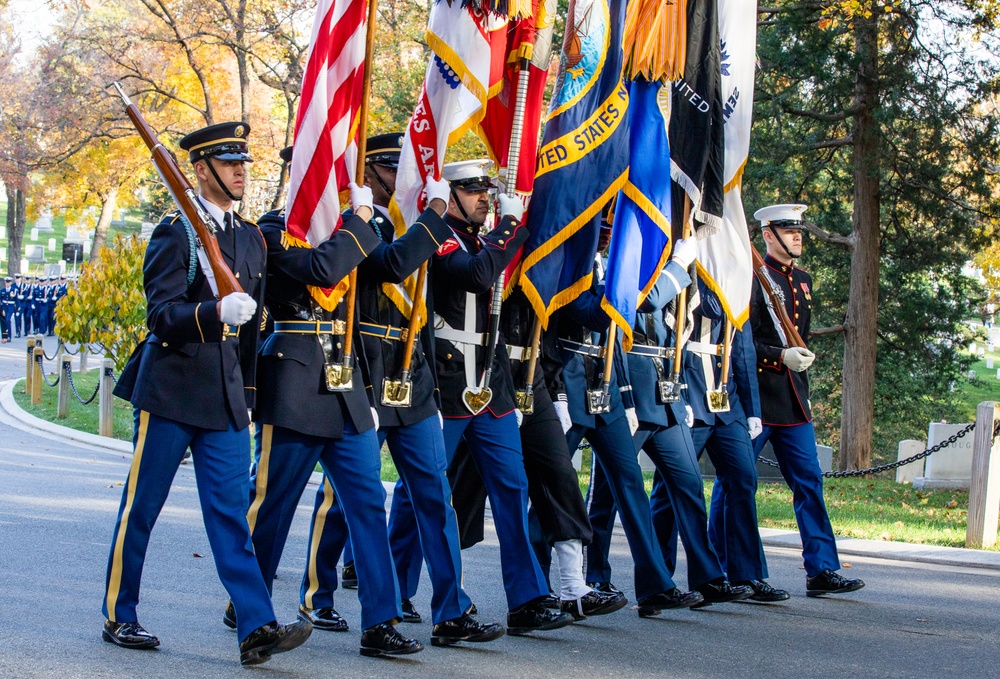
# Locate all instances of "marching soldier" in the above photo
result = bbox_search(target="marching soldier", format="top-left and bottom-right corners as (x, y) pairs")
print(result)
(0, 277), (12, 342)
(32, 276), (47, 335)
(649, 283), (789, 602)
(389, 159), (574, 635)
(12, 273), (24, 337)
(103, 122), (312, 666)
(747, 203), (863, 596)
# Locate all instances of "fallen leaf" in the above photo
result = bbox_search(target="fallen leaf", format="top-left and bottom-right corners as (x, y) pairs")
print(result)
(946, 500), (958, 509)
(193, 553), (203, 558)
(842, 563), (853, 568)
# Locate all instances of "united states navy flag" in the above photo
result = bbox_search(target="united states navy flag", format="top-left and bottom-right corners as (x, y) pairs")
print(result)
(518, 0), (629, 326)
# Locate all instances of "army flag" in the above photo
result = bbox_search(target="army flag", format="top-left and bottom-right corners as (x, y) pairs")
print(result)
(519, 0), (630, 325)
(601, 78), (673, 350)
(284, 0), (369, 309)
(696, 0), (757, 326)
(385, 2), (507, 321)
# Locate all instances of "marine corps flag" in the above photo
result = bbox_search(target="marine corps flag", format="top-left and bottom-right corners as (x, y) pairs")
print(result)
(519, 0), (630, 325)
(696, 0), (757, 326)
(284, 0), (370, 310)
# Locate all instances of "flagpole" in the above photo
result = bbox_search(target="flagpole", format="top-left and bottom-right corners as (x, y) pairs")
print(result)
(331, 0), (379, 391)
(381, 261), (426, 407)
(662, 197), (692, 402)
(586, 321), (616, 414)
(707, 317), (732, 412)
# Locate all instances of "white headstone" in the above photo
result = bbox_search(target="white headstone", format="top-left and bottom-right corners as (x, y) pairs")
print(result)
(0, 226), (6, 239)
(970, 343), (977, 353)
(988, 357), (995, 369)
(34, 210), (54, 232)
(996, 368), (1000, 380)
(0, 247), (5, 262)
(140, 222), (156, 241)
(988, 341), (996, 352)
(895, 440), (925, 484)
(30, 228), (38, 241)
(24, 244), (46, 262)
(83, 240), (92, 255)
(47, 238), (56, 252)
(19, 259), (28, 274)
(968, 370), (978, 382)
(978, 348), (986, 359)
(922, 422), (976, 483)
(816, 445), (834, 472)
(57, 260), (66, 274)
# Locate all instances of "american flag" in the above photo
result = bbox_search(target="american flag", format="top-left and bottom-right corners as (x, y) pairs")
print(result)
(284, 0), (369, 308)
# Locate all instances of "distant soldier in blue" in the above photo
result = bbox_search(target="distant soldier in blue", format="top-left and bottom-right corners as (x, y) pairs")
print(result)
(32, 276), (47, 335)
(13, 273), (26, 337)
(0, 277), (12, 342)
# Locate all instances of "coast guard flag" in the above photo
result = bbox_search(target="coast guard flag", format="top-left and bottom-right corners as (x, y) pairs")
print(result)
(519, 0), (630, 325)
(696, 0), (756, 326)
(385, 2), (507, 323)
(285, 0), (369, 309)
(602, 78), (672, 351)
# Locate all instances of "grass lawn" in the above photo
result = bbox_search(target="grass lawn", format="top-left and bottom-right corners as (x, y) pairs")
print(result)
(957, 339), (1000, 420)
(13, 373), (134, 442)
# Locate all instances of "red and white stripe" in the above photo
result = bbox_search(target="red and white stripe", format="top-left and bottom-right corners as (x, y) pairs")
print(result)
(286, 0), (368, 246)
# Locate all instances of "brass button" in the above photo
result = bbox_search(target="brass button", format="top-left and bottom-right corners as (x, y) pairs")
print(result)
(277, 352), (284, 358)
(795, 313), (800, 319)
(336, 342), (342, 349)
(235, 272), (240, 279)
(446, 353), (453, 360)
(161, 342), (168, 347)
(758, 368), (762, 373)
(257, 272), (262, 278)
(498, 239), (505, 245)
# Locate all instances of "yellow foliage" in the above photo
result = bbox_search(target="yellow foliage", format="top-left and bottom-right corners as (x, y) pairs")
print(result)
(55, 235), (148, 372)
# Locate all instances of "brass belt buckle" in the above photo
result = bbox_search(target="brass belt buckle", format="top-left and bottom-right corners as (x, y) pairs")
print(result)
(381, 377), (412, 407)
(514, 386), (534, 414)
(324, 361), (354, 392)
(658, 379), (686, 403)
(331, 319), (347, 335)
(586, 389), (611, 415)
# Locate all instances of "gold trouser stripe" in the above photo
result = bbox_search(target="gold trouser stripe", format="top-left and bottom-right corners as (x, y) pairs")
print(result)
(105, 410), (150, 622)
(304, 477), (336, 609)
(246, 424), (272, 533)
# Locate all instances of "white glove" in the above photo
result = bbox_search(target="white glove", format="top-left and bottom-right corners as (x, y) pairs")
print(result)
(625, 407), (639, 436)
(670, 237), (698, 270)
(684, 405), (694, 428)
(370, 406), (380, 431)
(515, 408), (524, 428)
(782, 346), (815, 372)
(218, 292), (257, 326)
(497, 193), (524, 221)
(747, 417), (762, 440)
(553, 399), (572, 434)
(425, 176), (451, 205)
(349, 182), (374, 213)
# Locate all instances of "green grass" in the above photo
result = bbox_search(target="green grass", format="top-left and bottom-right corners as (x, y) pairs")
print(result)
(957, 341), (1000, 419)
(13, 373), (134, 441)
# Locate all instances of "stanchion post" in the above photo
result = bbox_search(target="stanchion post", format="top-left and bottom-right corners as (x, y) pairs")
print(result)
(31, 346), (43, 405)
(80, 345), (89, 374)
(57, 356), (72, 419)
(98, 357), (114, 438)
(56, 339), (64, 367)
(25, 337), (36, 394)
(966, 401), (1000, 549)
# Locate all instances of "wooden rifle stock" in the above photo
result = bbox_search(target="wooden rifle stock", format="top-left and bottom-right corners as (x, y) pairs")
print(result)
(111, 82), (242, 298)
(750, 246), (805, 348)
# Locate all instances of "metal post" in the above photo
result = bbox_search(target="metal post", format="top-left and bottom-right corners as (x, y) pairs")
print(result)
(966, 401), (1000, 549)
(31, 346), (43, 405)
(79, 344), (89, 374)
(99, 358), (114, 438)
(57, 356), (72, 419)
(25, 337), (35, 394)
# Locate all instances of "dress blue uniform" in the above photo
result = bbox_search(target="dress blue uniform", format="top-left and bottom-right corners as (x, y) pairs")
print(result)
(32, 278), (47, 335)
(0, 280), (13, 340)
(13, 275), (27, 337)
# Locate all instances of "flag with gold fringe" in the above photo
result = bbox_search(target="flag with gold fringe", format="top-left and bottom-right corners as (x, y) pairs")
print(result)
(518, 0), (630, 326)
(696, 0), (756, 327)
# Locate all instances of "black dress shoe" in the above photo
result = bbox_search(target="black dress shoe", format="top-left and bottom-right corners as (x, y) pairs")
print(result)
(637, 588), (704, 617)
(561, 588), (628, 621)
(466, 602), (478, 616)
(431, 613), (505, 646)
(540, 593), (561, 609)
(806, 569), (865, 597)
(298, 605), (349, 631)
(360, 622), (423, 657)
(691, 579), (754, 608)
(739, 579), (791, 603)
(507, 601), (575, 635)
(400, 598), (421, 623)
(341, 561), (358, 589)
(587, 581), (624, 596)
(102, 620), (160, 649)
(223, 601), (237, 629)
(239, 619), (313, 666)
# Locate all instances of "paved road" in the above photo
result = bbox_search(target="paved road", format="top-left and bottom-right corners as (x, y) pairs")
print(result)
(1, 336), (999, 678)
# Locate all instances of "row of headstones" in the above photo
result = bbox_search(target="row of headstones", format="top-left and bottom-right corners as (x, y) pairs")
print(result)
(967, 342), (999, 381)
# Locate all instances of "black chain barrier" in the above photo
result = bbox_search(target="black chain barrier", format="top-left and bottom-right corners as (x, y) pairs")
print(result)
(65, 366), (101, 405)
(34, 354), (59, 388)
(40, 343), (60, 361)
(756, 421), (1000, 478)
(62, 342), (81, 356)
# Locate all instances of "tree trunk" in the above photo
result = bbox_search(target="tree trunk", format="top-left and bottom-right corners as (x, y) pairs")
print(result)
(839, 15), (880, 471)
(91, 187), (118, 259)
(237, 0), (251, 124)
(270, 91), (297, 211)
(6, 185), (26, 277)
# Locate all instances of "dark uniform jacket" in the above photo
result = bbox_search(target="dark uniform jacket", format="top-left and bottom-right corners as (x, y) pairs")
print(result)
(113, 209), (266, 431)
(431, 212), (528, 418)
(683, 284), (760, 427)
(749, 253), (813, 425)
(253, 209), (382, 439)
(357, 206), (453, 428)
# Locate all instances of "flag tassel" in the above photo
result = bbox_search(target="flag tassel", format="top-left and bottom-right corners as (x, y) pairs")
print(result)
(622, 0), (687, 82)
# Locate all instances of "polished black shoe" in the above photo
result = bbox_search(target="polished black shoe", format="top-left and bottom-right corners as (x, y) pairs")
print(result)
(431, 613), (505, 646)
(360, 622), (423, 657)
(587, 581), (624, 596)
(341, 561), (358, 589)
(691, 579), (754, 608)
(540, 593), (561, 609)
(400, 598), (422, 623)
(239, 619), (313, 666)
(739, 579), (791, 603)
(507, 601), (575, 635)
(637, 588), (704, 617)
(223, 601), (237, 629)
(561, 588), (628, 621)
(102, 620), (160, 649)
(806, 569), (865, 597)
(466, 602), (478, 616)
(298, 605), (349, 632)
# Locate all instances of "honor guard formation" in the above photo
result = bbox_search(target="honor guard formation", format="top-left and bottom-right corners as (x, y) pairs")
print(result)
(100, 122), (863, 666)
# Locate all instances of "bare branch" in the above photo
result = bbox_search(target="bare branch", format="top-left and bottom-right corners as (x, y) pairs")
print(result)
(811, 324), (846, 337)
(803, 220), (854, 247)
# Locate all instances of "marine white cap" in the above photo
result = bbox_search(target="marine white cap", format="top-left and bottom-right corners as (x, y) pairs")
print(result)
(754, 204), (807, 228)
(442, 159), (494, 191)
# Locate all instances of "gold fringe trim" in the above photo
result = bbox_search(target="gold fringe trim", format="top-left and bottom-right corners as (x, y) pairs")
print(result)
(278, 231), (349, 310)
(622, 0), (688, 82)
(695, 263), (750, 329)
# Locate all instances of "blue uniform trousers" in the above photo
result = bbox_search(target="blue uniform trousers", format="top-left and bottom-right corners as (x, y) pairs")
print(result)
(102, 410), (275, 642)
(652, 420), (768, 583)
(752, 422), (840, 576)
(392, 411), (548, 610)
(300, 475), (350, 609)
(248, 422), (400, 631)
(576, 416), (676, 599)
(15, 304), (25, 336)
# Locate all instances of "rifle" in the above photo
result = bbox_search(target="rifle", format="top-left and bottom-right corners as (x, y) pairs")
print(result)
(110, 83), (242, 298)
(750, 246), (806, 349)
